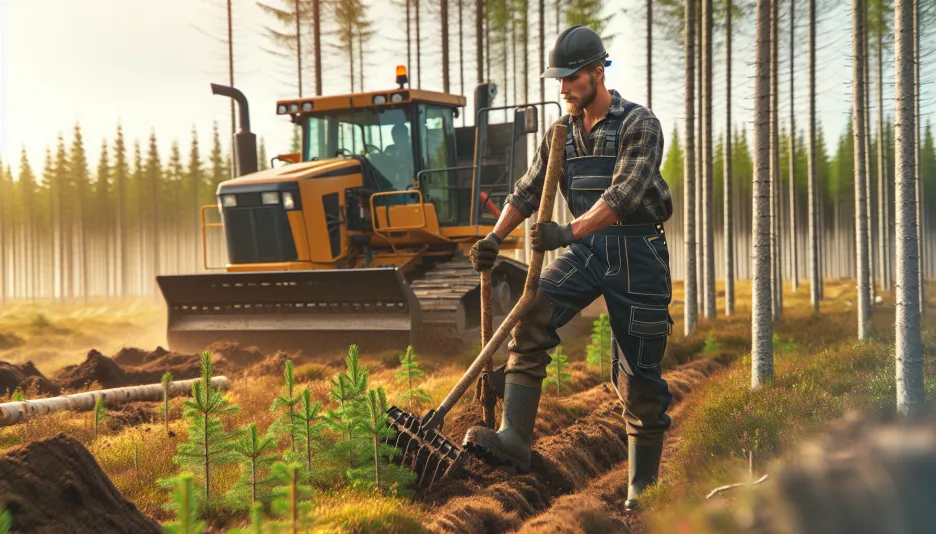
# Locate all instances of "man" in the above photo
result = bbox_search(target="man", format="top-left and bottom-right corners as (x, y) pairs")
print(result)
(464, 25), (674, 511)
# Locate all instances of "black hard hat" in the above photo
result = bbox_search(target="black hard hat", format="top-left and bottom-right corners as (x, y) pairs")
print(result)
(541, 25), (611, 78)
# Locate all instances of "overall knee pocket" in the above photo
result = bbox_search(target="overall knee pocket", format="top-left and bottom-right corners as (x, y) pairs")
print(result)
(628, 306), (673, 369)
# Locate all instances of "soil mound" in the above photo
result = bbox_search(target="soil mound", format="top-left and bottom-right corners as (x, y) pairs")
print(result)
(0, 332), (24, 350)
(0, 433), (161, 533)
(52, 350), (127, 390)
(425, 358), (724, 534)
(0, 361), (58, 396)
(515, 495), (633, 534)
(206, 341), (265, 369)
(106, 402), (159, 432)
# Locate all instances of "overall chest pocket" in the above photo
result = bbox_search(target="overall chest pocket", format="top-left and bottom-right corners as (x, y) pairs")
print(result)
(570, 175), (611, 217)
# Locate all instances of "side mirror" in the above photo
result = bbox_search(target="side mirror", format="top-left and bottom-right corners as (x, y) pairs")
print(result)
(523, 106), (539, 134)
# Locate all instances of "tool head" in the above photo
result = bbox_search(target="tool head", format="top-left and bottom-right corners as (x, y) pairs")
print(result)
(385, 405), (466, 488)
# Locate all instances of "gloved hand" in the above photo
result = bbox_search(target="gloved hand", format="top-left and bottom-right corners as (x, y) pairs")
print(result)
(470, 232), (501, 271)
(531, 221), (575, 252)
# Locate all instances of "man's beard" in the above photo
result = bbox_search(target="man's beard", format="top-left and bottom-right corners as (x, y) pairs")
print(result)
(565, 74), (597, 117)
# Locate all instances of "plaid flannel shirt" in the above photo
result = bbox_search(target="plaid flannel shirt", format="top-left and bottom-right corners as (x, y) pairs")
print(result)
(504, 89), (673, 225)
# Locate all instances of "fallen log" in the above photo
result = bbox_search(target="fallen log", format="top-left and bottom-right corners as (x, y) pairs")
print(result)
(0, 376), (229, 426)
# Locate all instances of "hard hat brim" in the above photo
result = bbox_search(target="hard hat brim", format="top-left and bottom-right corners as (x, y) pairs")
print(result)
(540, 59), (611, 79)
(540, 66), (583, 78)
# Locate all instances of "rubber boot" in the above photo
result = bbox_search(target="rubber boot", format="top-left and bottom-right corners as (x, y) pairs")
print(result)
(462, 380), (542, 472)
(624, 440), (663, 510)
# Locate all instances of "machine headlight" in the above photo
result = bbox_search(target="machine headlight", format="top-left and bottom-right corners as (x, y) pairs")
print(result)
(282, 191), (296, 210)
(301, 102), (313, 112)
(390, 93), (404, 103)
(221, 194), (237, 207)
(373, 95), (387, 104)
(262, 192), (280, 205)
(289, 103), (300, 113)
(277, 104), (288, 114)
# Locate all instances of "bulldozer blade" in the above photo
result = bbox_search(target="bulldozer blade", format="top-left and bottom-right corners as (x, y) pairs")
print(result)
(156, 269), (421, 354)
(386, 405), (466, 488)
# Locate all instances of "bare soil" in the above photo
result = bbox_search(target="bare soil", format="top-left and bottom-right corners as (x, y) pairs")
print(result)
(422, 358), (723, 534)
(0, 433), (161, 533)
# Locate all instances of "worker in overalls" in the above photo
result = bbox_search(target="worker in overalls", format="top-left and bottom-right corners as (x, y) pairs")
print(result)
(465, 25), (674, 510)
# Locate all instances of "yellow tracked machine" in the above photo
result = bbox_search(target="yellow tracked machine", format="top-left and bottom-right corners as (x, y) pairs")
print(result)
(157, 67), (560, 354)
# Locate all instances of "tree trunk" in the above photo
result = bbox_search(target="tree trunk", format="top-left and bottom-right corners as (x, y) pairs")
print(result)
(703, 0), (715, 319)
(296, 0), (302, 97)
(864, 2), (875, 306)
(893, 0), (924, 417)
(416, 0), (422, 88)
(0, 376), (230, 426)
(770, 0), (782, 320)
(476, 0), (483, 83)
(227, 0), (235, 145)
(539, 0), (545, 130)
(789, 0), (798, 293)
(314, 0), (322, 95)
(442, 0), (450, 93)
(725, 0), (734, 316)
(877, 10), (889, 293)
(647, 0), (652, 108)
(853, 0), (871, 340)
(753, 0), (774, 389)
(684, 0), (698, 337)
(459, 0), (465, 125)
(914, 0), (924, 315)
(696, 16), (703, 315)
(808, 0), (819, 310)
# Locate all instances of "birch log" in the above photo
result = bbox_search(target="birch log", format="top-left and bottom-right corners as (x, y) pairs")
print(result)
(0, 376), (230, 426)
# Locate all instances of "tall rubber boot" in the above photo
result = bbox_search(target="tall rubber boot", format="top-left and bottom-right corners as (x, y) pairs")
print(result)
(624, 440), (663, 510)
(462, 380), (542, 472)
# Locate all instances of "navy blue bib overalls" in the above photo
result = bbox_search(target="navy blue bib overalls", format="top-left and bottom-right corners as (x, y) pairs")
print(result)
(504, 114), (675, 446)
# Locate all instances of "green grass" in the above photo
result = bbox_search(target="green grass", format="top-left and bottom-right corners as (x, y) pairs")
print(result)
(644, 328), (936, 533)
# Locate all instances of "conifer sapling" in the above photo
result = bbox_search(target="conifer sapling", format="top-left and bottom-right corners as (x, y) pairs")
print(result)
(162, 371), (173, 436)
(395, 346), (431, 411)
(271, 360), (300, 454)
(161, 472), (206, 534)
(227, 422), (279, 508)
(544, 346), (572, 397)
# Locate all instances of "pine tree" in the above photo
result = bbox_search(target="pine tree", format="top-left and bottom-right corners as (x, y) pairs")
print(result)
(544, 346), (571, 396)
(585, 314), (611, 379)
(70, 124), (90, 301)
(144, 132), (162, 291)
(292, 387), (328, 485)
(186, 126), (203, 273)
(563, 0), (615, 45)
(225, 422), (280, 509)
(113, 125), (129, 296)
(394, 346), (431, 411)
(268, 462), (315, 531)
(160, 472), (206, 534)
(169, 350), (242, 510)
(167, 141), (184, 274)
(350, 386), (416, 497)
(258, 139), (269, 170)
(95, 140), (110, 298)
(270, 360), (301, 454)
(324, 345), (371, 482)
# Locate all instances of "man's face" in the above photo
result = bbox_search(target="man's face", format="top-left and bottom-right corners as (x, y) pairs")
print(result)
(560, 67), (599, 117)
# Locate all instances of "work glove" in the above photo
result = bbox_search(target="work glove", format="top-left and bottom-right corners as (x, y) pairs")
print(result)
(531, 221), (575, 252)
(470, 232), (501, 271)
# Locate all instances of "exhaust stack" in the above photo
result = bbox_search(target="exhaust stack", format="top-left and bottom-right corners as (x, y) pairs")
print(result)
(210, 83), (258, 177)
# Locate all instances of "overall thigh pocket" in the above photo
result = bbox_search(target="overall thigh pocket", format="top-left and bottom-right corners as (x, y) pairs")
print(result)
(628, 305), (673, 369)
(625, 235), (671, 298)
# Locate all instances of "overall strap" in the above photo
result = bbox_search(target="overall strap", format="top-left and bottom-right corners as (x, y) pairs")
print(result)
(601, 115), (621, 156)
(564, 115), (577, 160)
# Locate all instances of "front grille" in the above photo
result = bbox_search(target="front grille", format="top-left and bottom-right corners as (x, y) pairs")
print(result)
(223, 205), (298, 263)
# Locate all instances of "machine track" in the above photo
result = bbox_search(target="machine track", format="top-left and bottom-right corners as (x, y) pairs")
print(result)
(409, 256), (527, 351)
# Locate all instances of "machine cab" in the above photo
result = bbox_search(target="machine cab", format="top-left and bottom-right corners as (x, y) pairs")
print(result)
(273, 67), (534, 229)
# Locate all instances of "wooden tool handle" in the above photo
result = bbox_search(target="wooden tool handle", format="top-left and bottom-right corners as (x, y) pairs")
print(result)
(424, 123), (567, 429)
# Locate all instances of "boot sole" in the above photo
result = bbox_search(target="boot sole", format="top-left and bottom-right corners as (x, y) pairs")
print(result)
(463, 428), (532, 473)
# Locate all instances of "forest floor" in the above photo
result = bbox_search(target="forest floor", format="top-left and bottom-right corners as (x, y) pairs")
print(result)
(0, 279), (935, 533)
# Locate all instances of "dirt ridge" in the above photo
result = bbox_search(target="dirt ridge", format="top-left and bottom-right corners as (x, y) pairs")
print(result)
(424, 359), (723, 534)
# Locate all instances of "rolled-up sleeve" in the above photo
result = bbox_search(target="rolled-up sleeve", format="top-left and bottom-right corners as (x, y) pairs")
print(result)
(601, 117), (667, 222)
(504, 123), (554, 217)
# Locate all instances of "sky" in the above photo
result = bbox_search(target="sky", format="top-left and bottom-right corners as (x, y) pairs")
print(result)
(0, 0), (922, 180)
